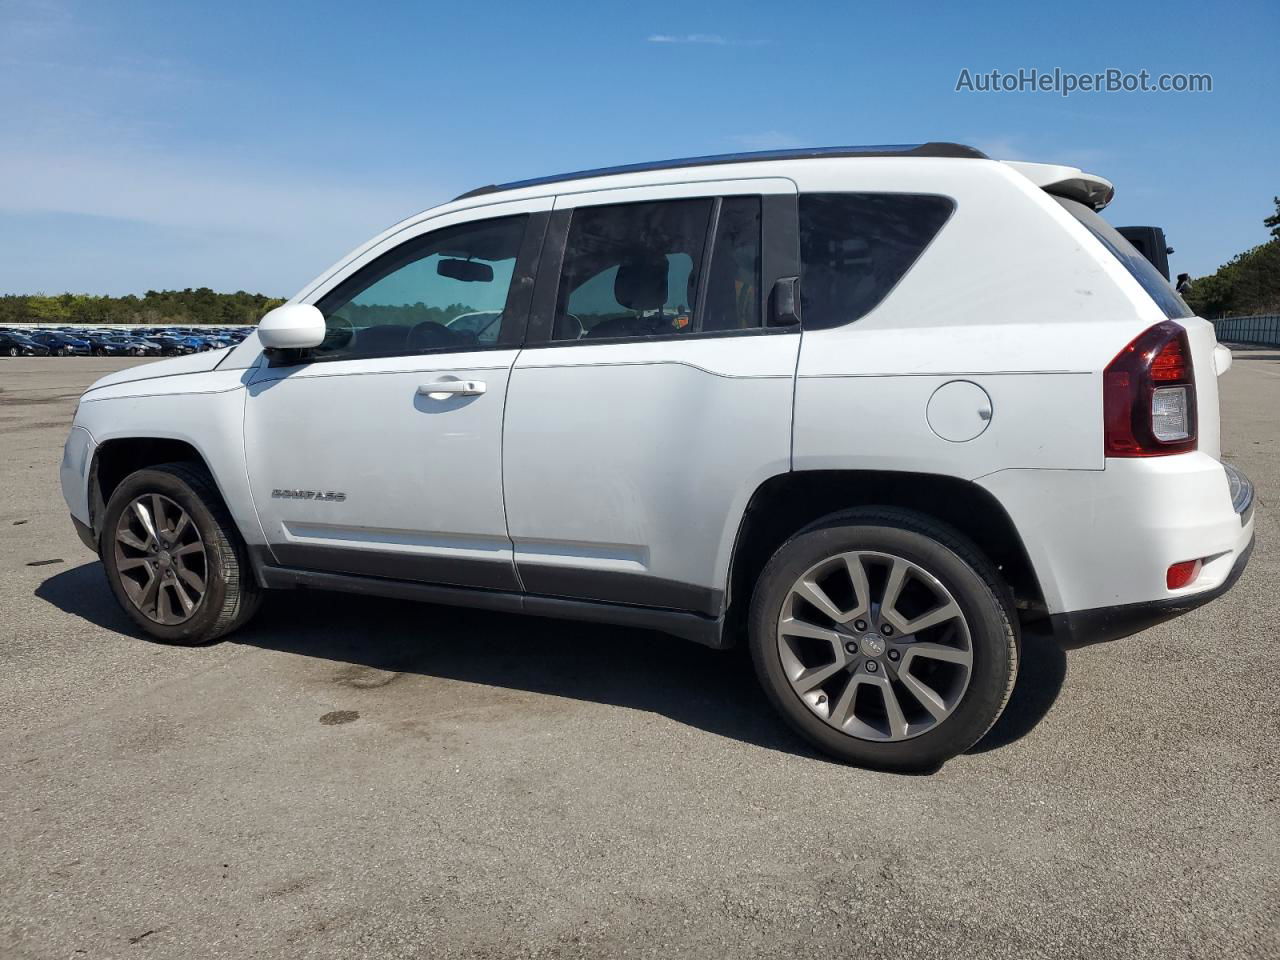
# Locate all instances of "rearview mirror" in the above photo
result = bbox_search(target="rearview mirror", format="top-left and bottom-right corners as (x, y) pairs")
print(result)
(258, 303), (326, 350)
(437, 258), (493, 283)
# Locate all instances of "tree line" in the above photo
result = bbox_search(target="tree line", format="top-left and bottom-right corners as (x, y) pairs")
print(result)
(0, 289), (285, 327)
(1181, 198), (1280, 318)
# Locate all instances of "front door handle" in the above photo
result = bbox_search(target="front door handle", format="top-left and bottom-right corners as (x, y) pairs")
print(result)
(418, 380), (486, 399)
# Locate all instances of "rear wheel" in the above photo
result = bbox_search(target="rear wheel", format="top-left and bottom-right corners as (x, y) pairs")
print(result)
(100, 463), (262, 644)
(749, 508), (1018, 771)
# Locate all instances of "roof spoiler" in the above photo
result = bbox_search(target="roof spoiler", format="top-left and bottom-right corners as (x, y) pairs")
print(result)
(1003, 161), (1115, 211)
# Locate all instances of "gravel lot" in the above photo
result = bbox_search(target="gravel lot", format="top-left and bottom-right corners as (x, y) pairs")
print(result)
(2, 353), (1277, 960)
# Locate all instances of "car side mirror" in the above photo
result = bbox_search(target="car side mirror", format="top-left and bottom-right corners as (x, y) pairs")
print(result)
(258, 304), (326, 350)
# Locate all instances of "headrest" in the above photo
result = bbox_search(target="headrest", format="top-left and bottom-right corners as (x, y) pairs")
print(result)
(614, 253), (669, 312)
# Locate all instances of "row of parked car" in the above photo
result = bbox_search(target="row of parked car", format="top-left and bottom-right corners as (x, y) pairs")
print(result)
(0, 325), (252, 358)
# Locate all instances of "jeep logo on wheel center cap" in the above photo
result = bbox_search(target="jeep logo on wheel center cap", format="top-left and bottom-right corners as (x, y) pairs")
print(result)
(860, 634), (886, 657)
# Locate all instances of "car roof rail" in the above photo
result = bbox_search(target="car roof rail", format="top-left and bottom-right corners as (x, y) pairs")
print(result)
(453, 142), (988, 201)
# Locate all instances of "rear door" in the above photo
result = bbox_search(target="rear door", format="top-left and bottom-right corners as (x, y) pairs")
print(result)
(502, 178), (800, 615)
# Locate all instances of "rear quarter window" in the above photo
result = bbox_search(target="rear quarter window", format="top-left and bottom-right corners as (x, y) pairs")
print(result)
(1055, 197), (1193, 320)
(799, 193), (954, 330)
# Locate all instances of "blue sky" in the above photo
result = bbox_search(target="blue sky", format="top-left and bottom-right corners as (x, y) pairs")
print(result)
(1, 0), (1275, 296)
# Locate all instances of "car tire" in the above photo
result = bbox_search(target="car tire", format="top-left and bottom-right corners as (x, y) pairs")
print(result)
(100, 462), (263, 645)
(6, 346), (16, 357)
(55, 347), (66, 357)
(748, 507), (1018, 772)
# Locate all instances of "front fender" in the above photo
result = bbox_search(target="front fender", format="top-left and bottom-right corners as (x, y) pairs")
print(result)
(74, 373), (268, 550)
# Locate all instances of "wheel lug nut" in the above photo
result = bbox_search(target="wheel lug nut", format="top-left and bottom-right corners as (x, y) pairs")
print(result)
(844, 641), (858, 654)
(881, 624), (893, 636)
(865, 660), (878, 673)
(888, 649), (900, 662)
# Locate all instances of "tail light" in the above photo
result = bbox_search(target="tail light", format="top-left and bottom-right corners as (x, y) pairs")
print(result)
(1103, 321), (1197, 457)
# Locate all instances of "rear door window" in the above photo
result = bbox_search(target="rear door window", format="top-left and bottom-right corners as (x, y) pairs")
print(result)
(549, 195), (765, 342)
(553, 198), (711, 341)
(701, 196), (763, 331)
(1055, 197), (1193, 320)
(799, 193), (954, 329)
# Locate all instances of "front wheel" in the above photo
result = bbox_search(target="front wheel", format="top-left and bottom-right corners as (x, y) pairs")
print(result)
(100, 462), (262, 644)
(749, 508), (1018, 771)
(7, 346), (16, 357)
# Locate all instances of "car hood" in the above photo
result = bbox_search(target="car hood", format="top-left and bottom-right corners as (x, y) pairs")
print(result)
(83, 348), (231, 394)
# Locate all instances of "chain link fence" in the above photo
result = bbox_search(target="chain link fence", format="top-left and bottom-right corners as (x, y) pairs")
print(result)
(1211, 314), (1280, 347)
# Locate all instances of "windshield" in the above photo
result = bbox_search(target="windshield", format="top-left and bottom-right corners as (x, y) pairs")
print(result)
(1055, 197), (1193, 320)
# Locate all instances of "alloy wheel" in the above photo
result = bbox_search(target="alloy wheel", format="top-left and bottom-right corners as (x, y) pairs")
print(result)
(113, 493), (209, 625)
(776, 550), (973, 741)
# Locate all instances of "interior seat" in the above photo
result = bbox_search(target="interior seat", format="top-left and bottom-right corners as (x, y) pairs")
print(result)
(584, 252), (670, 339)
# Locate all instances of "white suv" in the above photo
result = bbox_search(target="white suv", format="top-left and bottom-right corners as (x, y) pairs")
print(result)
(60, 143), (1255, 770)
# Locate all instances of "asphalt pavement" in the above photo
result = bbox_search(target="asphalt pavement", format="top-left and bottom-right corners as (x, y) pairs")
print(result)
(1, 352), (1276, 959)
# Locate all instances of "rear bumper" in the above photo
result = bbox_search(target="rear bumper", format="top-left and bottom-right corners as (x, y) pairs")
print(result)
(1045, 534), (1253, 648)
(980, 453), (1255, 628)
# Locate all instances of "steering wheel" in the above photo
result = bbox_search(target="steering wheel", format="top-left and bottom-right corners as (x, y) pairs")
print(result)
(562, 313), (586, 339)
(407, 320), (464, 350)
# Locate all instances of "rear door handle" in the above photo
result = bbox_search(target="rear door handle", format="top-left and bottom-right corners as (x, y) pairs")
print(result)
(417, 380), (486, 398)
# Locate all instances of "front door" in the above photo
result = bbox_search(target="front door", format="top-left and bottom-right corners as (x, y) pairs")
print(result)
(244, 201), (548, 591)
